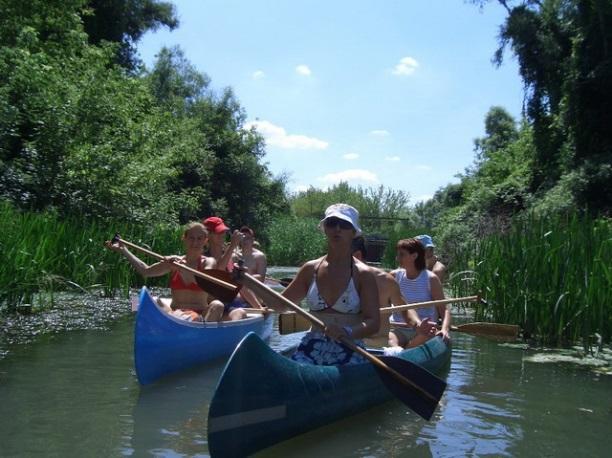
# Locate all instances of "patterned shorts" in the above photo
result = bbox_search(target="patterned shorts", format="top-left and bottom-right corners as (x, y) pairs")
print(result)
(291, 331), (367, 366)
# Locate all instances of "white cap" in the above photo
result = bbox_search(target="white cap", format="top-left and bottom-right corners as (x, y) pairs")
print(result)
(318, 203), (362, 236)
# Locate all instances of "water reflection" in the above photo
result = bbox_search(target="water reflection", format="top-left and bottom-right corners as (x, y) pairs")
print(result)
(1, 293), (611, 458)
(127, 364), (222, 457)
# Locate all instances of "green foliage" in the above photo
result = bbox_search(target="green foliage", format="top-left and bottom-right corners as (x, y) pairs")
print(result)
(0, 201), (182, 310)
(264, 216), (327, 266)
(449, 211), (612, 347)
(82, 0), (178, 69)
(0, 3), (288, 230)
(291, 182), (413, 234)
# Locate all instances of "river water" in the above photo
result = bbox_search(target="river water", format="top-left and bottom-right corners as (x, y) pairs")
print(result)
(1, 297), (610, 456)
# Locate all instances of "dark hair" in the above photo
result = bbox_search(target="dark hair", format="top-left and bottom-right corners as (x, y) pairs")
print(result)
(239, 226), (254, 237)
(397, 238), (426, 271)
(351, 236), (367, 259)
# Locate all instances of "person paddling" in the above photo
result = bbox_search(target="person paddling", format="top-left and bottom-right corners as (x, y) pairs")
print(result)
(267, 203), (380, 365)
(388, 238), (452, 349)
(105, 222), (245, 322)
(351, 236), (436, 348)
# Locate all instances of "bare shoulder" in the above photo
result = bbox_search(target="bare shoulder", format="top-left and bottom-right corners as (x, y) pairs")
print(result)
(427, 269), (442, 286)
(253, 249), (267, 260)
(355, 262), (377, 283)
(433, 261), (446, 275)
(296, 258), (321, 276)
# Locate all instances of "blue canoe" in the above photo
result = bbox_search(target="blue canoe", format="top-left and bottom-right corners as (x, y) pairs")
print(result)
(134, 287), (273, 385)
(207, 332), (451, 457)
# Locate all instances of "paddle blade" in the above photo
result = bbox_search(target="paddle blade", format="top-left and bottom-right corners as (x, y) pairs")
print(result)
(194, 269), (241, 303)
(375, 356), (447, 421)
(455, 322), (520, 339)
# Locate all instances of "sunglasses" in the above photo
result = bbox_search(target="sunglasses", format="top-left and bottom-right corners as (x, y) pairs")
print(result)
(324, 217), (354, 230)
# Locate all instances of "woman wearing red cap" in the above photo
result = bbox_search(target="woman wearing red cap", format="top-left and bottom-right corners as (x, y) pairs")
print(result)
(202, 216), (264, 311)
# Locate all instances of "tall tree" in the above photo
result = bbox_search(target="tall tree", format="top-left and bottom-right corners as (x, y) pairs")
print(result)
(82, 0), (178, 69)
(471, 0), (612, 212)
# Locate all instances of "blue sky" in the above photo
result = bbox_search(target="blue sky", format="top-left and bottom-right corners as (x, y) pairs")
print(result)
(138, 0), (524, 204)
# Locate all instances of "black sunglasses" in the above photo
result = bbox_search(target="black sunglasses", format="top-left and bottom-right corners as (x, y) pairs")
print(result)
(324, 217), (354, 230)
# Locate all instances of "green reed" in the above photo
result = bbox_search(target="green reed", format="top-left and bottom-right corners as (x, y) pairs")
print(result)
(0, 202), (183, 311)
(265, 216), (327, 266)
(448, 212), (612, 348)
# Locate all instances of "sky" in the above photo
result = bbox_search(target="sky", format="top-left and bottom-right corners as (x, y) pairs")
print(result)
(138, 0), (524, 204)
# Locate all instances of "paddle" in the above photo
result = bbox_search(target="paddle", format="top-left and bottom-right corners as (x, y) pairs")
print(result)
(108, 234), (241, 303)
(234, 270), (447, 421)
(280, 296), (477, 335)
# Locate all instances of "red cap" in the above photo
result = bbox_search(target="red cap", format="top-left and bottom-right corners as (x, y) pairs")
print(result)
(203, 216), (229, 234)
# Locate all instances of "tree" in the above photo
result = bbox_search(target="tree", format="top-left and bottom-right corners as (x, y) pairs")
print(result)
(82, 0), (178, 70)
(474, 106), (519, 162)
(470, 0), (612, 213)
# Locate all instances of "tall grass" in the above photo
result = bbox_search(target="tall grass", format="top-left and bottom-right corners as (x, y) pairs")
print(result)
(265, 216), (327, 266)
(0, 202), (182, 311)
(448, 212), (612, 347)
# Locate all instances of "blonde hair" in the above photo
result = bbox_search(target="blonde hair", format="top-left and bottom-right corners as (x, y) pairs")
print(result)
(182, 221), (208, 238)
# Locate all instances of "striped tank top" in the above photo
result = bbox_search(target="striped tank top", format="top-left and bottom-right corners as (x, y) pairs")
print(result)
(391, 269), (438, 324)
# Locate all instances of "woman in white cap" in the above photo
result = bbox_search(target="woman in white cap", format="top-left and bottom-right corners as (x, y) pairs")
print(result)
(279, 203), (380, 365)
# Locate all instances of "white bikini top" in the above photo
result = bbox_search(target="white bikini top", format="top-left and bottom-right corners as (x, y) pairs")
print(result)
(306, 258), (361, 314)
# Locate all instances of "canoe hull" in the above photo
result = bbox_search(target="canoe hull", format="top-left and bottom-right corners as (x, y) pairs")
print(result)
(134, 287), (273, 385)
(208, 332), (451, 457)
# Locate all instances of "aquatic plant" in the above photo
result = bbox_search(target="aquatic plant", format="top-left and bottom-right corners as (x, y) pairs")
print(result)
(448, 212), (611, 348)
(0, 202), (181, 311)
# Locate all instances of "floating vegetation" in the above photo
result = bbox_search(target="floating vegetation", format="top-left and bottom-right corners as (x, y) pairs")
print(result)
(523, 347), (612, 375)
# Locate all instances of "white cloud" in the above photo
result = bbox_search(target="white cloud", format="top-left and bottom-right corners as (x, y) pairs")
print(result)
(295, 64), (312, 76)
(293, 184), (310, 193)
(252, 70), (265, 80)
(245, 120), (328, 150)
(412, 194), (433, 204)
(318, 169), (379, 185)
(415, 164), (432, 171)
(343, 153), (360, 160)
(385, 156), (401, 162)
(392, 56), (419, 76)
(370, 129), (390, 137)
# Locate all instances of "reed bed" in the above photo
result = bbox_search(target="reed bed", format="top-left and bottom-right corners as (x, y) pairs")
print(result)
(265, 216), (327, 266)
(448, 212), (612, 348)
(0, 202), (181, 311)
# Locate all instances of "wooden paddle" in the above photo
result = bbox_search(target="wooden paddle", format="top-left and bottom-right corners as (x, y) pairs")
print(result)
(280, 296), (519, 339)
(108, 234), (241, 303)
(234, 270), (447, 421)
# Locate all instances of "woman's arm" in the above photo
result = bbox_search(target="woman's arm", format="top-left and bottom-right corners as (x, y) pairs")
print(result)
(219, 231), (242, 271)
(430, 274), (451, 340)
(252, 252), (267, 281)
(106, 242), (172, 278)
(280, 260), (316, 310)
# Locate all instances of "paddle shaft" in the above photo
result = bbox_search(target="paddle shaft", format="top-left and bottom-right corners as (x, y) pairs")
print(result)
(379, 296), (480, 314)
(113, 236), (237, 291)
(239, 272), (438, 403)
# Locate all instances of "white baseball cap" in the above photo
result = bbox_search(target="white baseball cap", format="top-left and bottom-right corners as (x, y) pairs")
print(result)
(318, 203), (362, 236)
